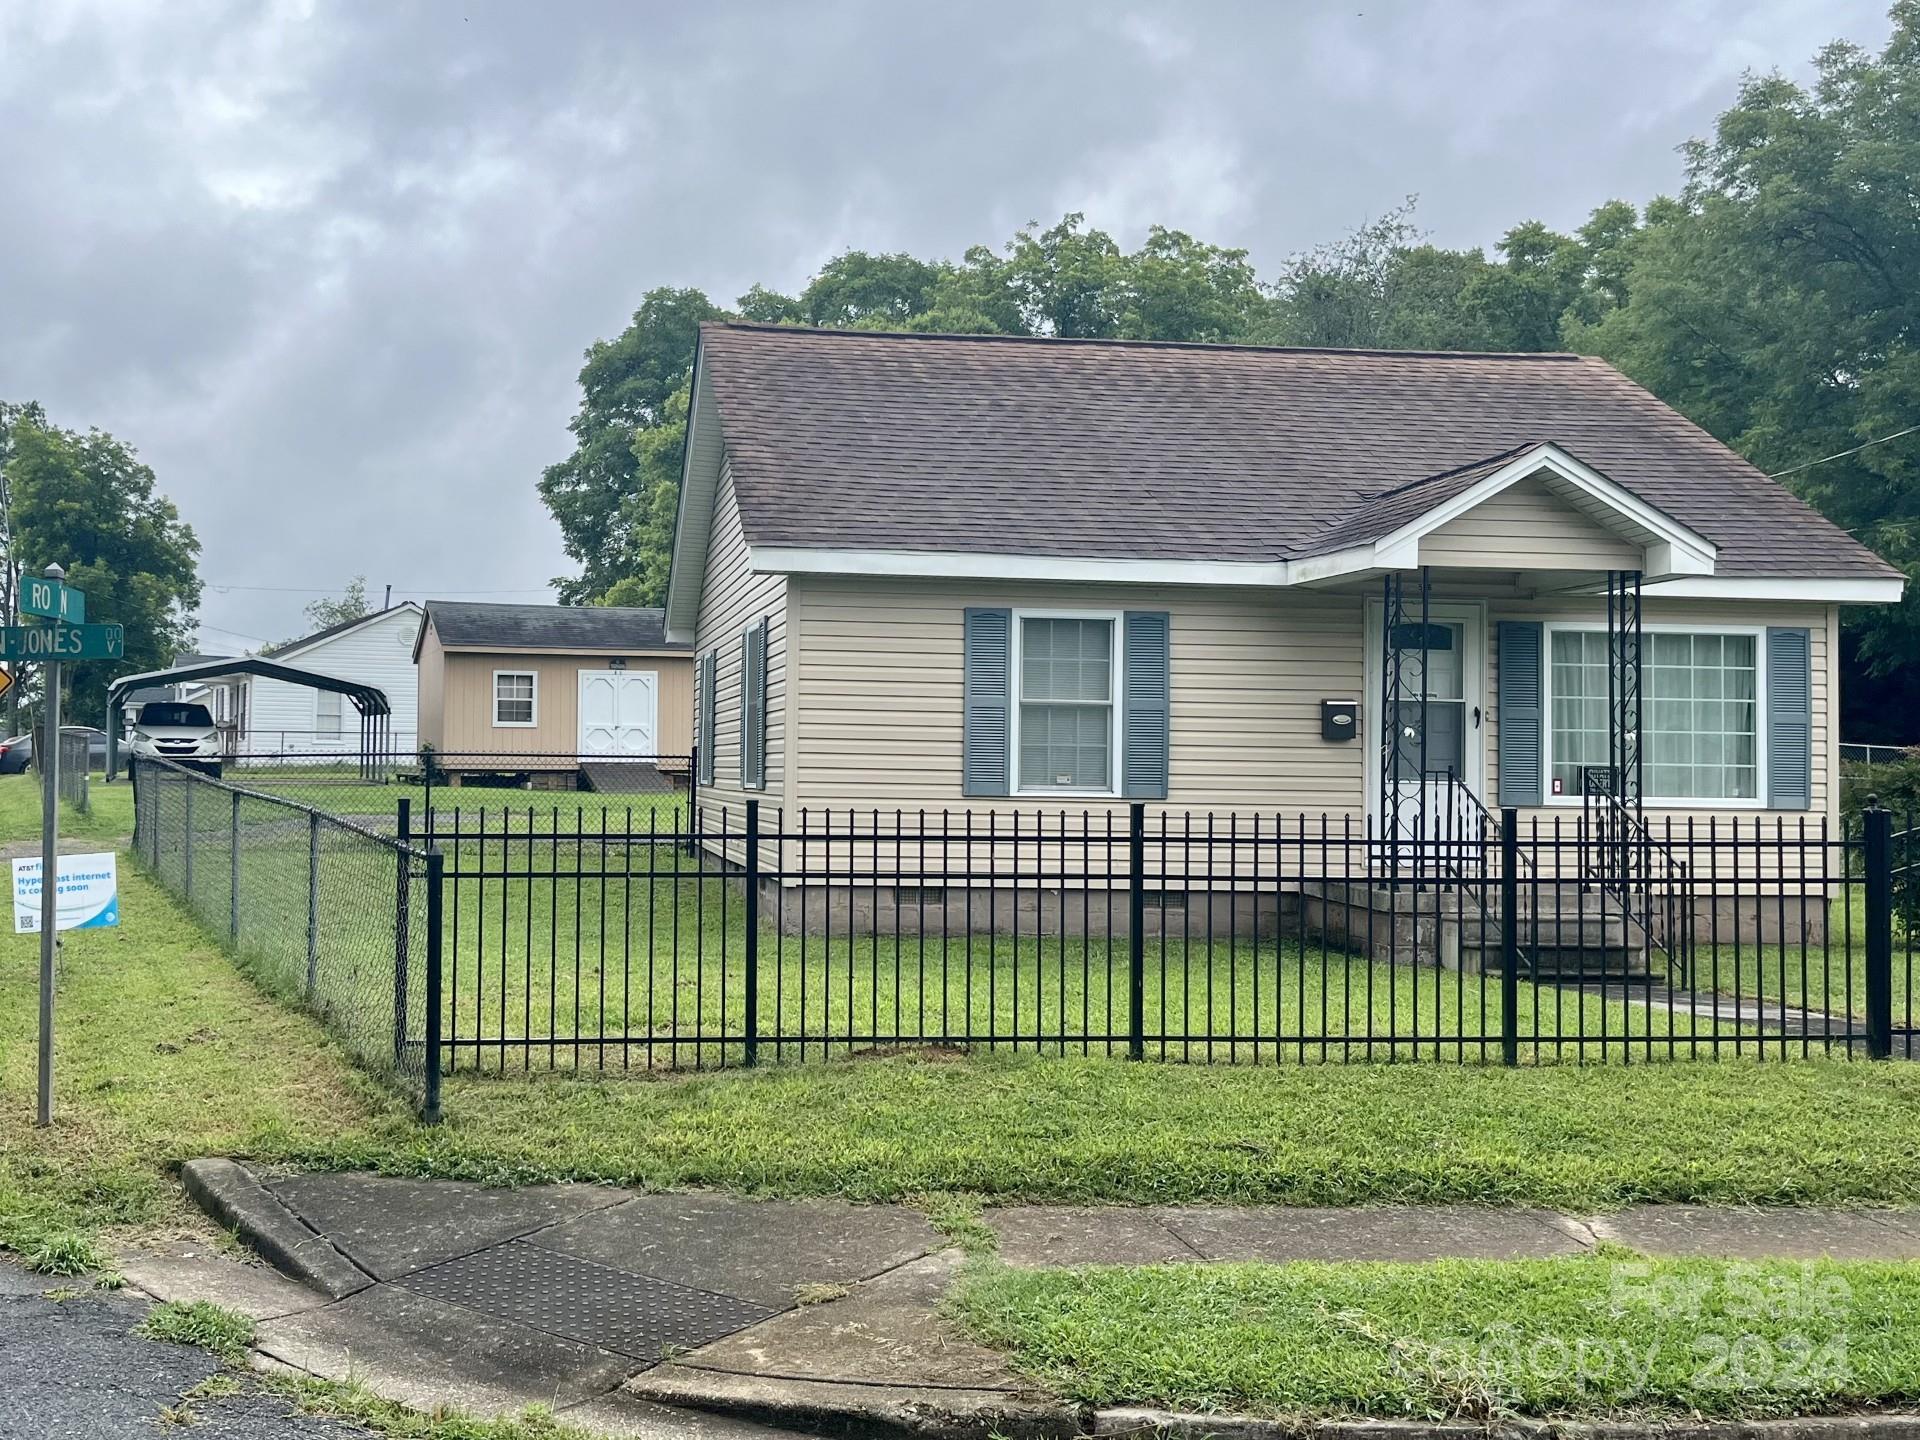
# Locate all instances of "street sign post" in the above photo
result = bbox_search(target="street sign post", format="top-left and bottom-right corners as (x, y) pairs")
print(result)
(0, 622), (123, 663)
(20, 574), (85, 623)
(32, 564), (89, 1128)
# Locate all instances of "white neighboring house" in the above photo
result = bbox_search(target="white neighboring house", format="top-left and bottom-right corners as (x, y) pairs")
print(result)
(203, 604), (424, 758)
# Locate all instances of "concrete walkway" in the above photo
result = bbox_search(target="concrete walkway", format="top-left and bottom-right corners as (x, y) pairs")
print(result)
(129, 1163), (1920, 1439)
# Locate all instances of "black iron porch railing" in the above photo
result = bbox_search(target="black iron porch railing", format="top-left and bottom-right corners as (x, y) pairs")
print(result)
(1580, 766), (1698, 987)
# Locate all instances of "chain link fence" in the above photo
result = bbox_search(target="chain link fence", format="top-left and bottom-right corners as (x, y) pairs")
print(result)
(56, 729), (91, 814)
(133, 758), (435, 1108)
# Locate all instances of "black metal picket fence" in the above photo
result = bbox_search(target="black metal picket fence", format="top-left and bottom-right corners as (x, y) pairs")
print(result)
(133, 758), (1920, 1120)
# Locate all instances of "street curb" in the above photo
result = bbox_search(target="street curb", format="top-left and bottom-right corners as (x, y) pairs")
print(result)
(1091, 1409), (1920, 1440)
(629, 1363), (1078, 1440)
(627, 1372), (1920, 1440)
(178, 1159), (372, 1301)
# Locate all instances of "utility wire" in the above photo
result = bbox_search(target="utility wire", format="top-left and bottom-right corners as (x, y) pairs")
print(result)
(203, 582), (557, 596)
(1767, 424), (1920, 480)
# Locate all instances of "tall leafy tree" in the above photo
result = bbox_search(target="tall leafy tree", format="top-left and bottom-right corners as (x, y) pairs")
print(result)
(0, 400), (48, 735)
(538, 287), (720, 603)
(6, 417), (201, 726)
(1577, 2), (1920, 736)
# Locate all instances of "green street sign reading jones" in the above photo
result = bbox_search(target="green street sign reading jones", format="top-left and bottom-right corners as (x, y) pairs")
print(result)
(20, 576), (85, 623)
(0, 623), (123, 662)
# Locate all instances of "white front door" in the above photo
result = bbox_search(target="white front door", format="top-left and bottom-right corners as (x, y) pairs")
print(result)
(578, 670), (658, 758)
(1364, 603), (1487, 850)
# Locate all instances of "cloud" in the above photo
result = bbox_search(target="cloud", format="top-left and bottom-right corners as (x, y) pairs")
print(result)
(0, 0), (1893, 647)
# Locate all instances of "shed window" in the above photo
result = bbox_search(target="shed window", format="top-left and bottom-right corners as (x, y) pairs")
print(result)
(315, 689), (342, 736)
(1016, 615), (1117, 792)
(493, 671), (537, 727)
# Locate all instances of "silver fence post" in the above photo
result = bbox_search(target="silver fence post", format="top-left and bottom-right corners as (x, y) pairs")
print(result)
(183, 778), (196, 904)
(229, 788), (241, 942)
(306, 810), (321, 999)
(393, 842), (412, 1072)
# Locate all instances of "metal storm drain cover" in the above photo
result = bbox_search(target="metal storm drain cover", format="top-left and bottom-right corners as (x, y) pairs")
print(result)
(401, 1241), (775, 1360)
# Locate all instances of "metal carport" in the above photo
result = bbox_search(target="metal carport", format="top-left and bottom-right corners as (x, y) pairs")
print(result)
(104, 658), (393, 779)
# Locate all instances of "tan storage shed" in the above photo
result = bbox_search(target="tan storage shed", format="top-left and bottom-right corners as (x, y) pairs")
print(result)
(414, 601), (694, 787)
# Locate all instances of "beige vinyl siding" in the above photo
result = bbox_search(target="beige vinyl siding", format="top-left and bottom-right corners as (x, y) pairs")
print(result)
(770, 577), (1842, 885)
(416, 621), (446, 749)
(1418, 477), (1642, 571)
(791, 577), (1363, 817)
(693, 453), (789, 851)
(434, 650), (693, 758)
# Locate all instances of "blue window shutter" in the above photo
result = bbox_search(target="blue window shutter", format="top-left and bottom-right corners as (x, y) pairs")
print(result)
(1766, 626), (1812, 810)
(1496, 621), (1543, 807)
(1122, 611), (1171, 800)
(741, 619), (768, 791)
(697, 651), (716, 786)
(962, 608), (1012, 797)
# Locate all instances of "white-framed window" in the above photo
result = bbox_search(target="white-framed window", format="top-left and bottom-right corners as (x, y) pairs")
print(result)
(493, 670), (538, 727)
(1012, 610), (1121, 794)
(1545, 626), (1762, 805)
(315, 689), (343, 737)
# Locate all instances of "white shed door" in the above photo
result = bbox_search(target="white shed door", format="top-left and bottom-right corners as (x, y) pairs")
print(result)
(578, 670), (658, 757)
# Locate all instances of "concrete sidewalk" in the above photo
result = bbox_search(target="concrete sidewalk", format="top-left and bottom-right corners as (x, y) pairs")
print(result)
(127, 1162), (1920, 1440)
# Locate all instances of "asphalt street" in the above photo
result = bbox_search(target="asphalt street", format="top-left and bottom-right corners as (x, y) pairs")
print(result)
(0, 1259), (366, 1439)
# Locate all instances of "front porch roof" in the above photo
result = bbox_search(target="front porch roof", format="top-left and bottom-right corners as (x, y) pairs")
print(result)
(1290, 441), (1718, 586)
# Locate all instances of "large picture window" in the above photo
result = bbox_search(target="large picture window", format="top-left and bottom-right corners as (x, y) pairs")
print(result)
(1548, 629), (1758, 802)
(1016, 614), (1117, 792)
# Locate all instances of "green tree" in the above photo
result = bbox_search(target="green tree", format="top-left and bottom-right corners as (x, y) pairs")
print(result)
(1002, 213), (1126, 337)
(0, 400), (49, 734)
(1577, 4), (1920, 733)
(597, 385), (692, 609)
(274, 576), (370, 649)
(1116, 227), (1267, 342)
(538, 287), (720, 604)
(6, 418), (201, 727)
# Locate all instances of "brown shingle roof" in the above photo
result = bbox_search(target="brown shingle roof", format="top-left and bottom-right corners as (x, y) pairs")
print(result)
(697, 323), (1897, 580)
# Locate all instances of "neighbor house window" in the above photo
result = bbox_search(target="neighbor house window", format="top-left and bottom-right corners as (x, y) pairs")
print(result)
(315, 690), (342, 737)
(1548, 629), (1758, 802)
(493, 670), (537, 727)
(1015, 614), (1117, 792)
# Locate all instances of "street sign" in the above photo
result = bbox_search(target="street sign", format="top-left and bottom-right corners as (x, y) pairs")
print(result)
(0, 623), (124, 662)
(20, 574), (84, 623)
(0, 671), (13, 703)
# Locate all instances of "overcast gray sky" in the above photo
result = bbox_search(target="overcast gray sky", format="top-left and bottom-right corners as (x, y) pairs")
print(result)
(0, 0), (1891, 652)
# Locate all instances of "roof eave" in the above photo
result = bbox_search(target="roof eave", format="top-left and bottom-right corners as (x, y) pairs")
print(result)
(664, 334), (723, 644)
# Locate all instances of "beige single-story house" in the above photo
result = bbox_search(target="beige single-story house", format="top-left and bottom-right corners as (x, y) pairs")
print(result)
(414, 601), (693, 786)
(664, 323), (1902, 913)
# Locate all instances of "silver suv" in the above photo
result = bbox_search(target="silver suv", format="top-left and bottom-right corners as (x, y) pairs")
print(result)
(128, 701), (222, 775)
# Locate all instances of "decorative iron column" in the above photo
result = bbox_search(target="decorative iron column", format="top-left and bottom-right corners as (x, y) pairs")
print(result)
(1378, 568), (1434, 881)
(1380, 573), (1405, 878)
(1605, 569), (1644, 821)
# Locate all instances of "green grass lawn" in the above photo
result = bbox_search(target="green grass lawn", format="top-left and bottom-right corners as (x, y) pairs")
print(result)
(404, 825), (1760, 1072)
(10, 770), (1920, 1248)
(10, 834), (1920, 1272)
(953, 1253), (1920, 1419)
(18, 774), (1920, 1426)
(0, 768), (133, 842)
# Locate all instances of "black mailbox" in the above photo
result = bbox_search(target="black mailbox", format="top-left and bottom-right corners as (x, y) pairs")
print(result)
(1321, 699), (1359, 742)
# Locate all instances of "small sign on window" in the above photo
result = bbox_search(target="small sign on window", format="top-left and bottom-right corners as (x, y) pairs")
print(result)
(1551, 777), (1563, 795)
